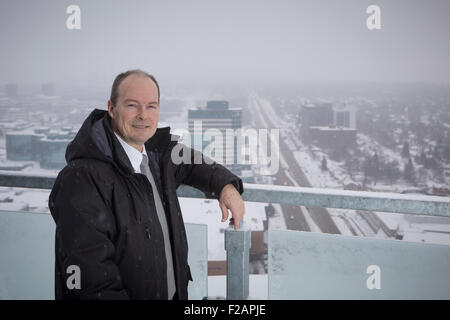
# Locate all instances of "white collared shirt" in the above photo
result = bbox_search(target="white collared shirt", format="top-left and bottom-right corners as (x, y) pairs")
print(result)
(114, 132), (147, 174)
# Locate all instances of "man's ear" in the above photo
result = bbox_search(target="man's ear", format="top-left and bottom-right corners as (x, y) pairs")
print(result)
(107, 100), (114, 119)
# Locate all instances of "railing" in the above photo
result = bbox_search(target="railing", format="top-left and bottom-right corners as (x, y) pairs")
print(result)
(1, 171), (450, 299)
(2, 171), (449, 217)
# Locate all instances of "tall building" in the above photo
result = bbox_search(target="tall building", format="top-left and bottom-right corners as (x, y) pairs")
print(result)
(333, 104), (356, 128)
(6, 129), (44, 162)
(188, 100), (244, 174)
(6, 127), (75, 170)
(188, 101), (242, 133)
(298, 101), (357, 149)
(335, 110), (350, 127)
(299, 102), (334, 128)
(308, 126), (357, 149)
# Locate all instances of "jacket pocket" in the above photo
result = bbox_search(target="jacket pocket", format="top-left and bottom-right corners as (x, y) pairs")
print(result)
(114, 226), (128, 264)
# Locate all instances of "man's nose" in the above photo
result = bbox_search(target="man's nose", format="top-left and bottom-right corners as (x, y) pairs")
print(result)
(137, 105), (150, 120)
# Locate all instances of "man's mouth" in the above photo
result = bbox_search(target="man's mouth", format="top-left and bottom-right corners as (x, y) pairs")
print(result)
(132, 125), (150, 129)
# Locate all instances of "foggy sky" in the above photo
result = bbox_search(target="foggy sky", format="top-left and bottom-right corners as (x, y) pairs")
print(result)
(1, 0), (449, 90)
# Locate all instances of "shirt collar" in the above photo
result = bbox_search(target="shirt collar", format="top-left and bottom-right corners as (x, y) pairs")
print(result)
(114, 132), (147, 173)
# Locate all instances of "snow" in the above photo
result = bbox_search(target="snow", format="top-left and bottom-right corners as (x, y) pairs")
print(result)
(179, 197), (266, 261)
(247, 94), (271, 129)
(248, 93), (282, 128)
(291, 143), (450, 245)
(358, 133), (406, 167)
(300, 206), (322, 233)
(310, 126), (356, 132)
(248, 92), (450, 246)
(0, 187), (50, 213)
(283, 169), (298, 187)
(0, 168), (58, 177)
(1, 90), (450, 299)
(374, 211), (408, 231)
(293, 150), (343, 188)
(267, 203), (286, 230)
(402, 228), (450, 246)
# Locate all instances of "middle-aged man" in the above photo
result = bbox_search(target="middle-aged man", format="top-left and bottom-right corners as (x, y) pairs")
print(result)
(49, 69), (245, 300)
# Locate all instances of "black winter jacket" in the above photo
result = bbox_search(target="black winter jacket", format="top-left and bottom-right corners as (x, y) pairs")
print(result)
(49, 109), (243, 300)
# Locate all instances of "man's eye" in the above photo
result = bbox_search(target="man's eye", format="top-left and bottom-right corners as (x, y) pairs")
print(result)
(128, 104), (136, 107)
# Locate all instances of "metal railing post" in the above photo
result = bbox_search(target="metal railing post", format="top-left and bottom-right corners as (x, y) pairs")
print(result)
(225, 221), (252, 300)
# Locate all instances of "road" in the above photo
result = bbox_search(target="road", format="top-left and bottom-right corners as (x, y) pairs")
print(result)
(248, 93), (340, 234)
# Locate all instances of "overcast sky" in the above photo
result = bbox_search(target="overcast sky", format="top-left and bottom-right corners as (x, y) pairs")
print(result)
(1, 0), (449, 89)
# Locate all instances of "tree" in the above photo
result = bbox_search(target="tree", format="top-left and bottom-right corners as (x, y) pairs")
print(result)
(321, 156), (328, 171)
(371, 153), (380, 184)
(432, 146), (441, 161)
(419, 150), (426, 165)
(444, 145), (450, 162)
(363, 156), (371, 180)
(362, 153), (380, 184)
(385, 161), (401, 185)
(345, 157), (360, 177)
(404, 158), (415, 183)
(401, 142), (410, 158)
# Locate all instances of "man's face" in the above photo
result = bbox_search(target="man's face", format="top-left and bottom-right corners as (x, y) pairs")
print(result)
(108, 74), (159, 152)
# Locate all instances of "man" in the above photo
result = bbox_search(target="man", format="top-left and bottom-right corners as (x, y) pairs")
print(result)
(49, 69), (245, 300)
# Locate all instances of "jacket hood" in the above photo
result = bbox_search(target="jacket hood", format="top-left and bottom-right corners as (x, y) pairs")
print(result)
(65, 109), (175, 175)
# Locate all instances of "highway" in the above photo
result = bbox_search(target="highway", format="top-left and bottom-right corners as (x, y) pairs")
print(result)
(248, 93), (340, 234)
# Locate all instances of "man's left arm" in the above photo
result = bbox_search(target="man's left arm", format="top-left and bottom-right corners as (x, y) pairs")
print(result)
(173, 144), (245, 230)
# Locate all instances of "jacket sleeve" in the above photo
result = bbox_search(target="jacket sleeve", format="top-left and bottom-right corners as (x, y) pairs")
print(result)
(49, 165), (129, 300)
(172, 143), (244, 199)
